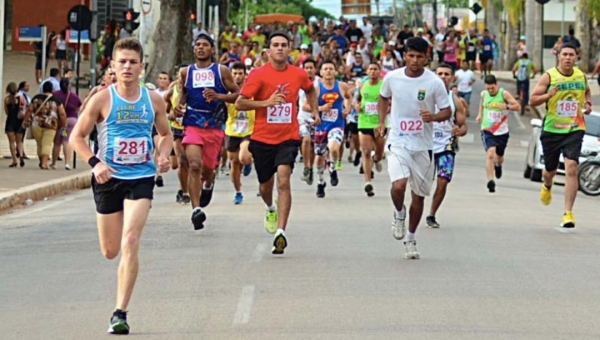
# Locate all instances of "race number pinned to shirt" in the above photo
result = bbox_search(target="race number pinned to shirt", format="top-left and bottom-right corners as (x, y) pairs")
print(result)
(113, 137), (149, 165)
(483, 45), (491, 51)
(234, 119), (249, 134)
(322, 109), (339, 122)
(192, 69), (215, 88)
(398, 118), (424, 136)
(488, 110), (503, 122)
(267, 103), (292, 124)
(557, 100), (579, 117)
(365, 102), (378, 115)
(468, 45), (476, 52)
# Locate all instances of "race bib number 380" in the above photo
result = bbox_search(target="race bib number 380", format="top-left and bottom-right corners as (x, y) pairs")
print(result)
(398, 118), (424, 136)
(113, 137), (149, 165)
(267, 103), (292, 124)
(192, 69), (215, 88)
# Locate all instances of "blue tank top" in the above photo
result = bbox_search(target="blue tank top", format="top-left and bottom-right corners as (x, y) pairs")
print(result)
(96, 85), (156, 180)
(316, 80), (345, 132)
(184, 63), (228, 129)
(482, 37), (493, 57)
(228, 52), (240, 67)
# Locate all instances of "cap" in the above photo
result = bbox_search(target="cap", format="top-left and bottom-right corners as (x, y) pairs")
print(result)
(244, 58), (253, 66)
(520, 35), (527, 40)
(256, 25), (262, 30)
(389, 40), (396, 46)
(350, 43), (358, 48)
(417, 28), (424, 33)
(300, 43), (308, 49)
(195, 33), (214, 46)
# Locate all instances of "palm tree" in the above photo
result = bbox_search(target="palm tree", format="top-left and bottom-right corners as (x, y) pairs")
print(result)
(576, 0), (600, 72)
(500, 0), (522, 70)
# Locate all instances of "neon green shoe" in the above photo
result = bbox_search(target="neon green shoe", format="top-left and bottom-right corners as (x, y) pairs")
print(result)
(336, 160), (342, 171)
(264, 207), (278, 234)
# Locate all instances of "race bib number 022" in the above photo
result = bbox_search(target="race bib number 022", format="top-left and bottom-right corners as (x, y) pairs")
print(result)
(398, 118), (424, 136)
(267, 103), (292, 124)
(113, 137), (149, 165)
(192, 69), (215, 88)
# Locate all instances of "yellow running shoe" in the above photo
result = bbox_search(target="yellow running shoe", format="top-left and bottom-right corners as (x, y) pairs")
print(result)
(264, 207), (278, 234)
(560, 211), (575, 228)
(540, 184), (552, 206)
(336, 160), (342, 171)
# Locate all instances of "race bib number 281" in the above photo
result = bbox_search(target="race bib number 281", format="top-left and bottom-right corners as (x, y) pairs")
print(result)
(267, 103), (292, 124)
(113, 137), (149, 165)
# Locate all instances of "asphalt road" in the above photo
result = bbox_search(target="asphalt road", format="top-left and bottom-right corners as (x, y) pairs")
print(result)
(2, 81), (600, 340)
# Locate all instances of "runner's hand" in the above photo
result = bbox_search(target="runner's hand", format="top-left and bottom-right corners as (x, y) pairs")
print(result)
(419, 109), (434, 123)
(475, 114), (482, 123)
(311, 114), (321, 126)
(93, 162), (117, 184)
(375, 123), (386, 138)
(584, 101), (592, 115)
(320, 102), (333, 112)
(174, 104), (186, 117)
(203, 88), (219, 102)
(451, 125), (460, 136)
(547, 85), (559, 98)
(266, 91), (286, 107)
(156, 155), (171, 173)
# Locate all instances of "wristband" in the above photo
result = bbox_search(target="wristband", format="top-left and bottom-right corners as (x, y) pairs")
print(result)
(88, 156), (101, 168)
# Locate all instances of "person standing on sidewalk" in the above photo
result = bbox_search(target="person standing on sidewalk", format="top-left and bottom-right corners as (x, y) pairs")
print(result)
(4, 82), (26, 167)
(69, 38), (173, 335)
(50, 78), (81, 170)
(529, 43), (592, 229)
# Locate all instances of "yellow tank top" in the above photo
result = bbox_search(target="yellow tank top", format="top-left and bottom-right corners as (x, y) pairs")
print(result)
(170, 85), (183, 130)
(544, 67), (587, 134)
(225, 102), (255, 137)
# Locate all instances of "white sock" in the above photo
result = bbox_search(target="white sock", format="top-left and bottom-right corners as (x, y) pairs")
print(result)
(407, 232), (415, 241)
(203, 182), (213, 190)
(395, 207), (405, 218)
(267, 204), (276, 212)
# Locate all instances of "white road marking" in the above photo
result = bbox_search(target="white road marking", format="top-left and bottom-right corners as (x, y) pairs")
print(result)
(512, 111), (526, 129)
(0, 191), (88, 221)
(233, 285), (255, 326)
(249, 244), (267, 263)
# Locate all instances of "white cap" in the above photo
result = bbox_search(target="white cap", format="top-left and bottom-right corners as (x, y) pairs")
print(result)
(300, 44), (308, 49)
(389, 40), (396, 46)
(256, 25), (262, 30)
(244, 58), (253, 66)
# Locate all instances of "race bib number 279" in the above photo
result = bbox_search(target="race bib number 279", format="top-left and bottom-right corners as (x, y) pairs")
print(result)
(267, 103), (292, 124)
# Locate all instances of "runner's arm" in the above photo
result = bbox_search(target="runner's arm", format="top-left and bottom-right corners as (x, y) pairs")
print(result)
(150, 91), (174, 160)
(304, 85), (320, 120)
(341, 83), (352, 117)
(476, 91), (484, 122)
(177, 67), (188, 109)
(529, 73), (551, 107)
(69, 91), (106, 162)
(453, 93), (468, 137)
(502, 90), (521, 112)
(216, 66), (240, 104)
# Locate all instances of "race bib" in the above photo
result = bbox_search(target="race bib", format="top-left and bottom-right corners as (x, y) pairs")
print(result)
(557, 100), (578, 117)
(434, 131), (444, 138)
(113, 137), (149, 165)
(483, 45), (491, 51)
(447, 47), (454, 53)
(234, 119), (249, 134)
(488, 110), (503, 123)
(322, 109), (339, 122)
(365, 102), (378, 115)
(468, 46), (475, 52)
(192, 69), (215, 88)
(267, 103), (292, 124)
(398, 118), (424, 136)
(460, 81), (470, 88)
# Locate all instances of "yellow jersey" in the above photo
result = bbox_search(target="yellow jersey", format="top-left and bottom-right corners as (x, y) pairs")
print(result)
(544, 67), (587, 134)
(225, 102), (255, 137)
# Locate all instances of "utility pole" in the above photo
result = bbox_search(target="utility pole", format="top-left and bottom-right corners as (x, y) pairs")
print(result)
(90, 0), (98, 87)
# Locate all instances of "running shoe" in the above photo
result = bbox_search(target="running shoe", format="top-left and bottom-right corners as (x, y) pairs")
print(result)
(199, 185), (214, 208)
(353, 151), (362, 166)
(155, 175), (164, 187)
(330, 170), (339, 187)
(494, 163), (503, 179)
(191, 207), (206, 230)
(391, 206), (407, 240)
(487, 180), (496, 193)
(176, 190), (183, 204)
(317, 182), (326, 198)
(243, 164), (252, 177)
(107, 309), (130, 335)
(374, 160), (383, 172)
(272, 229), (287, 255)
(403, 240), (420, 260)
(233, 192), (243, 205)
(540, 184), (552, 206)
(336, 160), (342, 171)
(561, 211), (575, 228)
(426, 215), (440, 228)
(364, 182), (374, 197)
(181, 193), (191, 205)
(264, 207), (278, 234)
(301, 167), (310, 182)
(307, 168), (314, 185)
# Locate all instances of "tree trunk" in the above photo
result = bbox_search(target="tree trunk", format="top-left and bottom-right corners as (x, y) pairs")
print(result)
(485, 2), (501, 68)
(575, 0), (593, 72)
(532, 3), (543, 70)
(503, 22), (519, 70)
(525, 0), (536, 61)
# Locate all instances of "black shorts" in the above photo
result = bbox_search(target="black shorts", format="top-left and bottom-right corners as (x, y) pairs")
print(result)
(480, 54), (492, 64)
(92, 176), (155, 214)
(152, 126), (158, 137)
(540, 130), (584, 171)
(55, 50), (67, 60)
(35, 54), (42, 70)
(171, 127), (183, 140)
(358, 128), (387, 138)
(465, 52), (476, 62)
(226, 135), (250, 152)
(345, 122), (358, 137)
(481, 131), (509, 156)
(249, 139), (300, 184)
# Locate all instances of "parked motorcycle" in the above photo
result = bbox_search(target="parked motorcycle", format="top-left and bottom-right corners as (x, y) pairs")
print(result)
(578, 153), (600, 196)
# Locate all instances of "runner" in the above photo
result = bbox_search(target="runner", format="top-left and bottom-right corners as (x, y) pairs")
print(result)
(345, 78), (361, 169)
(165, 65), (191, 204)
(476, 75), (520, 193)
(529, 43), (593, 228)
(224, 62), (255, 204)
(356, 62), (385, 196)
(377, 37), (452, 260)
(299, 58), (319, 185)
(174, 33), (240, 230)
(153, 72), (171, 187)
(426, 63), (468, 228)
(235, 31), (319, 255)
(69, 38), (173, 334)
(314, 60), (352, 198)
(479, 29), (494, 78)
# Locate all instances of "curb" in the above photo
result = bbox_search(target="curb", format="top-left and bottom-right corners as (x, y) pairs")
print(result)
(0, 171), (91, 213)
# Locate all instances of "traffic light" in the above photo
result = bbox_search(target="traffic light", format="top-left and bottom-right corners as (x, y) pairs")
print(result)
(190, 12), (196, 21)
(123, 8), (140, 32)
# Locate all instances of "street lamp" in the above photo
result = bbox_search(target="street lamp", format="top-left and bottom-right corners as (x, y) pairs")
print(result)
(535, 0), (550, 71)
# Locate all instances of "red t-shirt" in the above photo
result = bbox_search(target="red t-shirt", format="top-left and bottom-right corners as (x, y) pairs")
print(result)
(241, 62), (313, 145)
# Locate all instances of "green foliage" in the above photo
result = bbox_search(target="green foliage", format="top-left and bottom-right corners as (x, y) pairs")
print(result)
(229, 0), (334, 27)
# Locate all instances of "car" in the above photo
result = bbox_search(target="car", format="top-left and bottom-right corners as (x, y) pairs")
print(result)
(524, 111), (600, 182)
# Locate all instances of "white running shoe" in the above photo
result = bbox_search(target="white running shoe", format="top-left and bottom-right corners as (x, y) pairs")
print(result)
(391, 206), (406, 240)
(404, 240), (420, 259)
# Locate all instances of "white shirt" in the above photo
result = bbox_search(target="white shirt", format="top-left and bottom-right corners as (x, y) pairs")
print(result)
(455, 69), (475, 93)
(435, 33), (445, 51)
(380, 67), (450, 151)
(298, 77), (320, 123)
(433, 91), (457, 154)
(356, 44), (371, 65)
(361, 23), (373, 44)
(156, 88), (168, 98)
(311, 41), (321, 57)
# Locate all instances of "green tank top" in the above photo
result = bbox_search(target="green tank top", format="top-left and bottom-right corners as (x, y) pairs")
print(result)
(298, 26), (310, 45)
(358, 80), (383, 129)
(482, 88), (509, 135)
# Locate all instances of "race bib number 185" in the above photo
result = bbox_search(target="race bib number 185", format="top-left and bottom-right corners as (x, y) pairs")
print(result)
(557, 100), (578, 117)
(267, 103), (293, 124)
(113, 137), (149, 165)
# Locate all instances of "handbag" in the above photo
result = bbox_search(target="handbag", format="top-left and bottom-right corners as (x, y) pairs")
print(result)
(28, 95), (52, 128)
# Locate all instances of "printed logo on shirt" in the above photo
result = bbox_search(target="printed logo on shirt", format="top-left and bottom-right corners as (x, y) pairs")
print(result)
(417, 89), (426, 101)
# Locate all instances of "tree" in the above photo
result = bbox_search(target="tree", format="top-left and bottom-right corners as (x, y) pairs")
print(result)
(494, 0), (521, 70)
(575, 0), (600, 72)
(229, 0), (333, 28)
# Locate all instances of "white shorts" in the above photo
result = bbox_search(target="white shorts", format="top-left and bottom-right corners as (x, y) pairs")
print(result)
(387, 144), (435, 197)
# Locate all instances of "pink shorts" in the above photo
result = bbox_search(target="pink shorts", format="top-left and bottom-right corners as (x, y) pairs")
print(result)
(182, 126), (225, 170)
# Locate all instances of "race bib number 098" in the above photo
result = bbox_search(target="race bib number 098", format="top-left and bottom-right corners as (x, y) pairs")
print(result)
(192, 69), (215, 88)
(113, 137), (149, 165)
(398, 118), (424, 136)
(557, 100), (578, 117)
(267, 103), (292, 124)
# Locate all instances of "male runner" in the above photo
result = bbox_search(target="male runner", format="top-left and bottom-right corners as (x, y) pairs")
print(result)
(165, 65), (190, 204)
(479, 30), (494, 78)
(225, 62), (255, 204)
(69, 38), (173, 334)
(299, 58), (319, 185)
(175, 33), (240, 230)
(476, 75), (520, 193)
(530, 43), (593, 228)
(153, 72), (171, 187)
(377, 37), (451, 260)
(356, 62), (385, 196)
(314, 60), (352, 198)
(426, 63), (468, 228)
(236, 31), (319, 255)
